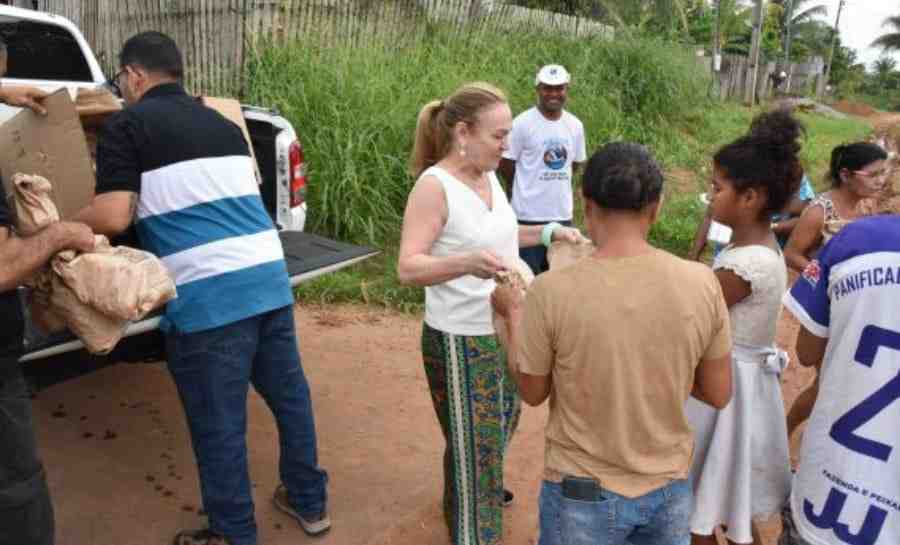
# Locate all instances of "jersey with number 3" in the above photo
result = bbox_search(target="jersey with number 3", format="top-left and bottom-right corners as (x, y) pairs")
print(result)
(784, 215), (900, 545)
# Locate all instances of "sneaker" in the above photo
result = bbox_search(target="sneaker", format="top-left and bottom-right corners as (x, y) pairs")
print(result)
(172, 529), (228, 545)
(273, 484), (331, 537)
(503, 489), (514, 507)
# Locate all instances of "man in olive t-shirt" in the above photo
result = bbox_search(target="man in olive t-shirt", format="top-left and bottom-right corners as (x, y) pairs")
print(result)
(493, 142), (733, 545)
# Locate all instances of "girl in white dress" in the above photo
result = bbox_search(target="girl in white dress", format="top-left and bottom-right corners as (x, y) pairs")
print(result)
(688, 110), (803, 545)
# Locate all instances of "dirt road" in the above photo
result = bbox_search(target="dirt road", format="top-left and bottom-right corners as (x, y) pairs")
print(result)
(35, 304), (547, 545)
(35, 302), (815, 545)
(35, 105), (899, 545)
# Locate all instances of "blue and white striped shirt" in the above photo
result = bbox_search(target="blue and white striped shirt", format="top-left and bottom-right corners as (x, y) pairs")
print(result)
(95, 83), (292, 333)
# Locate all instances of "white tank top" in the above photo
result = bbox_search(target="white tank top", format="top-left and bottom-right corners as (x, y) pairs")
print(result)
(422, 166), (519, 336)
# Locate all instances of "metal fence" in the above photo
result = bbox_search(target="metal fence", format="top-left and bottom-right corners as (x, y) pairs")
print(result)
(12, 0), (612, 97)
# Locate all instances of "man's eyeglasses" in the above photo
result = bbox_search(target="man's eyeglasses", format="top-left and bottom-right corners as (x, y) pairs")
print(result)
(106, 68), (127, 98)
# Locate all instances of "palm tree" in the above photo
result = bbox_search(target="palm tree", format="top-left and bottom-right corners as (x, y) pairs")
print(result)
(873, 56), (898, 90)
(872, 14), (900, 52)
(789, 19), (833, 59)
(593, 0), (692, 32)
(775, 0), (827, 57)
(775, 0), (827, 27)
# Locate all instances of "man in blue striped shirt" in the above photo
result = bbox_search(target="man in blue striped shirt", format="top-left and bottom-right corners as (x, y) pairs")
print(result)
(75, 32), (329, 545)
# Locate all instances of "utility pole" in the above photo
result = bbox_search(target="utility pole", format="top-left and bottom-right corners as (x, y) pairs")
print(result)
(820, 0), (845, 98)
(782, 0), (795, 91)
(711, 0), (722, 71)
(708, 0), (723, 99)
(744, 0), (765, 106)
(783, 0), (794, 63)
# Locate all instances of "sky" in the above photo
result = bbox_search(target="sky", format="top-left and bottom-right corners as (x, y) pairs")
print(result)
(812, 0), (899, 70)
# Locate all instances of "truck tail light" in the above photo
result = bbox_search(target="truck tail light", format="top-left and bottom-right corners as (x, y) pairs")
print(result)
(288, 140), (307, 208)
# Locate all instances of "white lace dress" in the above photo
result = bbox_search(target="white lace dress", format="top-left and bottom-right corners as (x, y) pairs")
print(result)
(686, 244), (792, 544)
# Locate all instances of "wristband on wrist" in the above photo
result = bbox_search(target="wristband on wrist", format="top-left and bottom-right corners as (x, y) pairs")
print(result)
(541, 222), (562, 248)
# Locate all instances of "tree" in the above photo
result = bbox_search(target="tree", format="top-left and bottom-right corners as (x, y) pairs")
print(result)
(788, 19), (832, 60)
(774, 0), (827, 59)
(774, 0), (827, 27)
(872, 56), (899, 91)
(580, 0), (693, 33)
(872, 14), (900, 52)
(761, 2), (785, 59)
(686, 0), (752, 54)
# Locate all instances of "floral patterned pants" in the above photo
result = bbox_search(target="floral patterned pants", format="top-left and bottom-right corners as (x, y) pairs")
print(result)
(422, 323), (521, 545)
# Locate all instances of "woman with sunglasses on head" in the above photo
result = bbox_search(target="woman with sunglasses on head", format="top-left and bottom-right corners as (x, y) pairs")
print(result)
(784, 142), (889, 273)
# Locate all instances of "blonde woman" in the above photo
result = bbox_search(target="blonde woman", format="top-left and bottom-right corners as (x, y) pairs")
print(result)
(398, 82), (580, 545)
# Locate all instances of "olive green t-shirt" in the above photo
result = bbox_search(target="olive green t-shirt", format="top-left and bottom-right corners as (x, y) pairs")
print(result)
(519, 248), (732, 498)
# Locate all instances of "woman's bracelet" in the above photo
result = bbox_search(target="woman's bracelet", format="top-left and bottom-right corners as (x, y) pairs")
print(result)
(541, 222), (562, 248)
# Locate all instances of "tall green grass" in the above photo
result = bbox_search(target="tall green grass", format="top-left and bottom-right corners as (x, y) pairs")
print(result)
(246, 26), (711, 246)
(245, 26), (871, 311)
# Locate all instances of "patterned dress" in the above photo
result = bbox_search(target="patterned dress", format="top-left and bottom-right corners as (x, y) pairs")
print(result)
(808, 192), (851, 245)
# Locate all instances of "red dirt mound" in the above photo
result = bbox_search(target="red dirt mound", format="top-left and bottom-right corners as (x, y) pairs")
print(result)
(831, 99), (876, 117)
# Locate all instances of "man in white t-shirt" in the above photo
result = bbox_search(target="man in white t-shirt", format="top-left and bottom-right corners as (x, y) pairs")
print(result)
(780, 212), (900, 545)
(499, 64), (587, 274)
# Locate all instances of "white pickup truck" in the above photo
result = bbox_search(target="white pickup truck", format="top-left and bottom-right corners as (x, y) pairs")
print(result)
(1, 5), (377, 385)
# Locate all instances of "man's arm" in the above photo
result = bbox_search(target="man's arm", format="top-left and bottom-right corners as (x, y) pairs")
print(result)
(0, 222), (94, 292)
(796, 326), (827, 369)
(76, 109), (142, 236)
(691, 353), (732, 409)
(73, 191), (138, 237)
(688, 205), (713, 261)
(498, 158), (516, 198)
(501, 303), (551, 406)
(786, 327), (828, 437)
(0, 85), (49, 115)
(491, 283), (552, 406)
(787, 375), (819, 438)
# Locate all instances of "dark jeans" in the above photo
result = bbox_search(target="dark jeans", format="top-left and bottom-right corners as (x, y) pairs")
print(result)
(0, 364), (54, 545)
(518, 219), (574, 275)
(166, 305), (327, 545)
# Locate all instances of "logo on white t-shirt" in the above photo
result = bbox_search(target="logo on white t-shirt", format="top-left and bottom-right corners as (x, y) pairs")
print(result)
(543, 138), (568, 171)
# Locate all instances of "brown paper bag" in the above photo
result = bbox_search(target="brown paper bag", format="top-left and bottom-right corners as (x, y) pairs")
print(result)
(52, 235), (177, 322)
(547, 240), (595, 270)
(27, 284), (69, 335)
(491, 258), (535, 352)
(12, 173), (58, 236)
(48, 274), (127, 355)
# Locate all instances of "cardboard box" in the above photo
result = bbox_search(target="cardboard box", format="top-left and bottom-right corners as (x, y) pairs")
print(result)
(202, 96), (261, 184)
(0, 89), (95, 222)
(0, 89), (262, 226)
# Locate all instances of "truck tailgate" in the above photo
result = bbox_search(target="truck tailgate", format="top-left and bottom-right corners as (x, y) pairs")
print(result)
(19, 232), (378, 362)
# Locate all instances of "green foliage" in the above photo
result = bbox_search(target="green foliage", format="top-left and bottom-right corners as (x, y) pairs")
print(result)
(246, 27), (711, 247)
(872, 14), (900, 52)
(848, 93), (900, 113)
(761, 3), (784, 59)
(246, 23), (871, 311)
(794, 112), (872, 190)
(788, 20), (832, 60)
(873, 57), (900, 91)
(687, 0), (752, 54)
